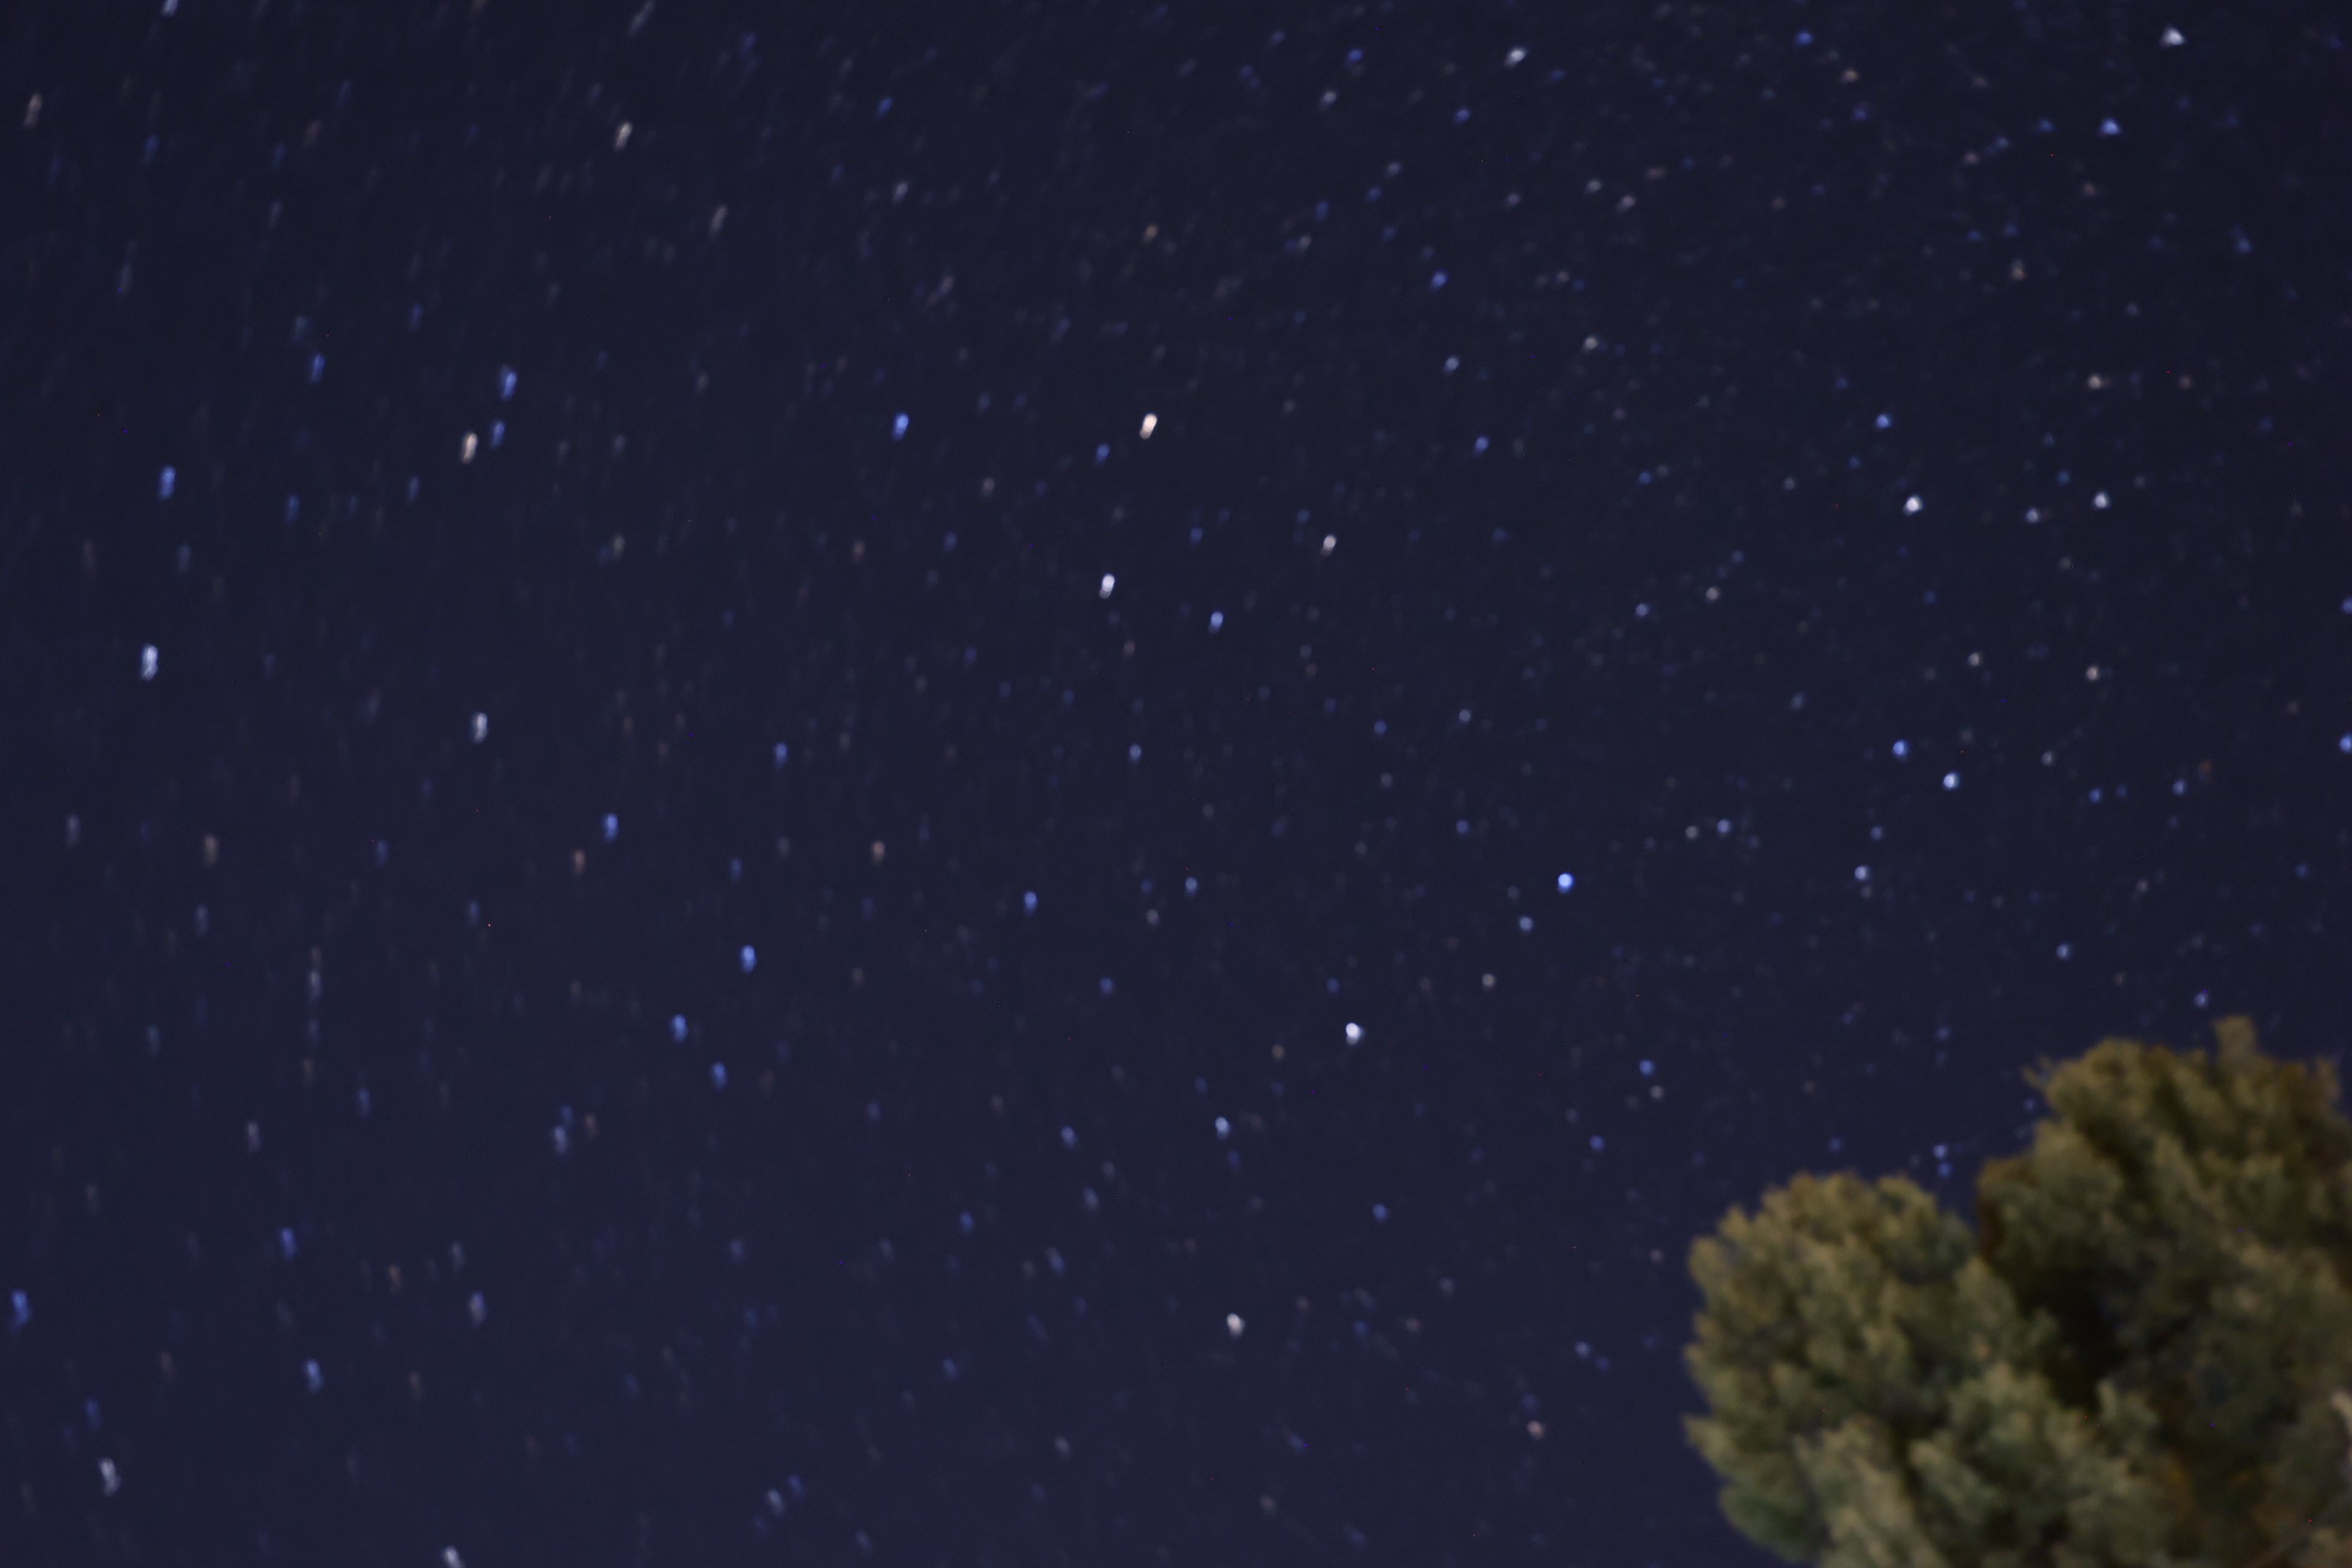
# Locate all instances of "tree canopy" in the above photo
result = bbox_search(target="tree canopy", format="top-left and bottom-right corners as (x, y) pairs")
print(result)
(1683, 1019), (2352, 1568)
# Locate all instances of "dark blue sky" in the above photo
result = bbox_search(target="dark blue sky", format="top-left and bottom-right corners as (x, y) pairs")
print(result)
(6, 0), (2350, 1563)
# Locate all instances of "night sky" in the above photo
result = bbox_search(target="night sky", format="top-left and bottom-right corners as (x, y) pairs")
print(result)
(8, 1), (2352, 1564)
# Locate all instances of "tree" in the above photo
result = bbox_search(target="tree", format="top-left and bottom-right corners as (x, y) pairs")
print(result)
(1682, 1019), (2352, 1568)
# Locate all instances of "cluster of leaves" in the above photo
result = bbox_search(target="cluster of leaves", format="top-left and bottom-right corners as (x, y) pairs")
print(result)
(1683, 1020), (2352, 1568)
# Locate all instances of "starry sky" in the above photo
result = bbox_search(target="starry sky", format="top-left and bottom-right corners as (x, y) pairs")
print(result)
(7, 1), (2352, 1564)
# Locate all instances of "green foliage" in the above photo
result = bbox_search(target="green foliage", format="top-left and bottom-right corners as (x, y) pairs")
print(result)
(1683, 1020), (2352, 1568)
